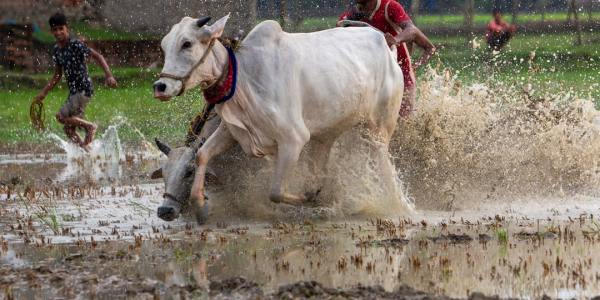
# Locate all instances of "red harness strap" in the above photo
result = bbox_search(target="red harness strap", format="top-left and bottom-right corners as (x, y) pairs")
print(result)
(202, 47), (237, 104)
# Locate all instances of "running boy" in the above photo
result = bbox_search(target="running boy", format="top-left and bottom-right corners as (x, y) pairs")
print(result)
(35, 12), (117, 150)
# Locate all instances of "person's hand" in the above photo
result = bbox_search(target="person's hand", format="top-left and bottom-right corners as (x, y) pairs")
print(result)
(34, 94), (45, 103)
(106, 75), (118, 88)
(384, 33), (397, 47)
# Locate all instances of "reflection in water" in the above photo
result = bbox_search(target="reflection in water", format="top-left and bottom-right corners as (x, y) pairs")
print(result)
(3, 213), (600, 299)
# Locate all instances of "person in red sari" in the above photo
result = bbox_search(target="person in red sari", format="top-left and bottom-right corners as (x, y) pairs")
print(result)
(338, 0), (436, 118)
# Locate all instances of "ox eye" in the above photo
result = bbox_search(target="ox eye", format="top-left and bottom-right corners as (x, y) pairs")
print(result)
(181, 41), (192, 50)
(185, 164), (195, 177)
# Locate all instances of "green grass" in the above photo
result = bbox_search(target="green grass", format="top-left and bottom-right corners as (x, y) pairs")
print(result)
(1, 31), (598, 145)
(495, 228), (508, 244)
(424, 32), (600, 100)
(415, 12), (600, 27)
(35, 209), (62, 235)
(0, 66), (159, 88)
(294, 12), (600, 32)
(33, 22), (156, 44)
(0, 80), (203, 145)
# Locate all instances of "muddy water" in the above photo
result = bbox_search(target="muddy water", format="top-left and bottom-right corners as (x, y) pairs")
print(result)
(2, 152), (600, 299)
(2, 194), (600, 299)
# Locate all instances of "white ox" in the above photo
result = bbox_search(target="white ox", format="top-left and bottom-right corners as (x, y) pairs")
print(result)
(153, 15), (404, 223)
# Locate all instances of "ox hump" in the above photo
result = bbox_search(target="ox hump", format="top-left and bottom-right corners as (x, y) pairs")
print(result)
(244, 20), (284, 44)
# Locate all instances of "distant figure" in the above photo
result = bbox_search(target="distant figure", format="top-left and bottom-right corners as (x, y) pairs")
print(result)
(35, 13), (117, 151)
(337, 0), (436, 118)
(486, 9), (517, 51)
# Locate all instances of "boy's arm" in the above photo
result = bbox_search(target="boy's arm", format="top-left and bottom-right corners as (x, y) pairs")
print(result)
(89, 48), (118, 88)
(35, 65), (63, 102)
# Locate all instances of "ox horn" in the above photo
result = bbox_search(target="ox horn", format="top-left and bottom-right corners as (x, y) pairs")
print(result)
(155, 138), (171, 156)
(197, 16), (212, 28)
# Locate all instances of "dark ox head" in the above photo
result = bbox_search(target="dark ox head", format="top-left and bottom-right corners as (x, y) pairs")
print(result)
(151, 138), (197, 221)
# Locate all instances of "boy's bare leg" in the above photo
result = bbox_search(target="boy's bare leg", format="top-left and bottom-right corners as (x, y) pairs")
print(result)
(63, 125), (84, 146)
(83, 121), (97, 146)
(61, 116), (97, 146)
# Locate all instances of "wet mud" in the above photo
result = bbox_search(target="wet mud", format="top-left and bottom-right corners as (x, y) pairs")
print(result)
(2, 179), (600, 299)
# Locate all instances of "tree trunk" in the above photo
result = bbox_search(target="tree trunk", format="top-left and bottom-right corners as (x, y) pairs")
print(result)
(464, 0), (474, 42)
(570, 0), (583, 46)
(587, 0), (593, 23)
(410, 0), (420, 24)
(539, 0), (546, 23)
(464, 0), (474, 29)
(511, 0), (519, 23)
(567, 0), (575, 23)
(279, 0), (287, 30)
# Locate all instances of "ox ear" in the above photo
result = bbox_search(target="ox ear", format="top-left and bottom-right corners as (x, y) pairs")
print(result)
(155, 138), (171, 156)
(150, 168), (163, 179)
(205, 14), (230, 39)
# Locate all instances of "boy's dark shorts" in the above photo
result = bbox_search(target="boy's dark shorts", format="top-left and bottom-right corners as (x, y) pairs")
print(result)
(59, 92), (91, 118)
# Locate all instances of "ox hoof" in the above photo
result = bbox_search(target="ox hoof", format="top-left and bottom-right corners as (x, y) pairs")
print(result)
(195, 201), (210, 225)
(270, 193), (304, 206)
(157, 206), (179, 221)
(304, 189), (322, 205)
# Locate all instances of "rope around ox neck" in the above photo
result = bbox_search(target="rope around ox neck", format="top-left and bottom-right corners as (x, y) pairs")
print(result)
(158, 38), (217, 96)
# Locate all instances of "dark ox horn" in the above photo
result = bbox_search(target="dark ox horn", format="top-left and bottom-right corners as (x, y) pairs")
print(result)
(155, 138), (171, 156)
(197, 16), (211, 28)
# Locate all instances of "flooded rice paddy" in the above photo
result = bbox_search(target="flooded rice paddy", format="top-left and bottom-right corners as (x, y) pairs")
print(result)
(2, 138), (600, 299)
(3, 72), (600, 299)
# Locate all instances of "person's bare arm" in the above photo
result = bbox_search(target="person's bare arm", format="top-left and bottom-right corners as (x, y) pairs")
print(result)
(89, 48), (117, 87)
(35, 65), (63, 102)
(336, 20), (371, 27)
(386, 20), (436, 70)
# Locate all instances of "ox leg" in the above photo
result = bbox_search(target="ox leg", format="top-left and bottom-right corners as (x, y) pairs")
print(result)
(270, 137), (308, 206)
(305, 138), (336, 201)
(309, 138), (335, 176)
(190, 123), (236, 224)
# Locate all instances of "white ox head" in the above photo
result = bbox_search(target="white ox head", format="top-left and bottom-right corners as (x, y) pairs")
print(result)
(153, 15), (230, 101)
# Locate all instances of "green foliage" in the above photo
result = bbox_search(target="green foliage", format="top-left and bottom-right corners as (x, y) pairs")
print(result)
(35, 209), (62, 235)
(293, 12), (600, 32)
(495, 228), (508, 244)
(33, 22), (156, 44)
(173, 247), (195, 263)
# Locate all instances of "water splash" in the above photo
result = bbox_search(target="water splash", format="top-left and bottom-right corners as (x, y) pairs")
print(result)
(204, 126), (413, 221)
(43, 116), (165, 183)
(391, 68), (600, 210)
(46, 122), (124, 182)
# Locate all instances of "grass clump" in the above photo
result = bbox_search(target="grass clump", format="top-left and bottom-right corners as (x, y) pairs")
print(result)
(35, 209), (62, 235)
(495, 228), (508, 244)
